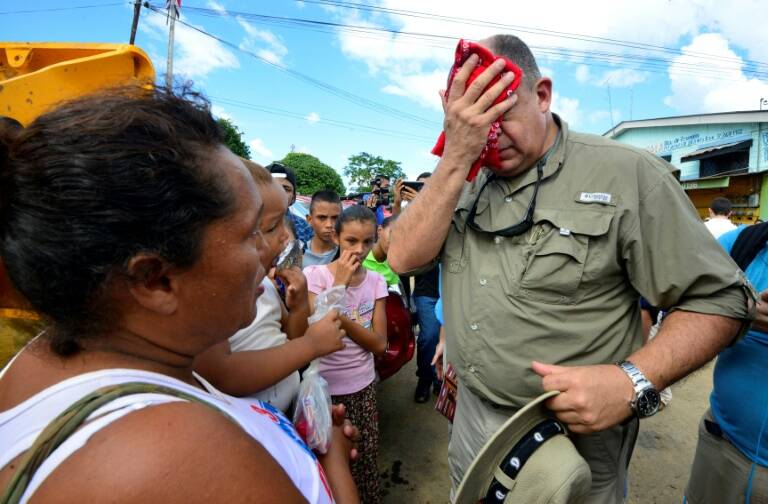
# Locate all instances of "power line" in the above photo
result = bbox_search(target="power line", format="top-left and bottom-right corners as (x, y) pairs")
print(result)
(300, 0), (768, 72)
(209, 96), (435, 143)
(0, 2), (127, 15)
(175, 4), (768, 82)
(144, 4), (439, 129)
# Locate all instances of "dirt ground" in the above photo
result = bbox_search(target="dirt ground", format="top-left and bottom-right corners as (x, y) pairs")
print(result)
(377, 356), (713, 503)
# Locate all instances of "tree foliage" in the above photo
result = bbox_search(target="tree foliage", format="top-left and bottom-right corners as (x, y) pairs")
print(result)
(343, 152), (405, 192)
(280, 152), (346, 196)
(216, 118), (251, 159)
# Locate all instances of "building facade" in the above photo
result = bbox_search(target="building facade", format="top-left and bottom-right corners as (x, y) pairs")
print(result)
(606, 110), (768, 223)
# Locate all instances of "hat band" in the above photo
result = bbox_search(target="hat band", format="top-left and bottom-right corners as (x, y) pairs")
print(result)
(483, 419), (566, 503)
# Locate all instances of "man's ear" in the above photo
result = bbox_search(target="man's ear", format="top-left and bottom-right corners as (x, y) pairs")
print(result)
(535, 77), (553, 113)
(125, 253), (178, 316)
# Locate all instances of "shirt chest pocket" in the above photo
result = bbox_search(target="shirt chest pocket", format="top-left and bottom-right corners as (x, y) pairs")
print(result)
(518, 208), (613, 304)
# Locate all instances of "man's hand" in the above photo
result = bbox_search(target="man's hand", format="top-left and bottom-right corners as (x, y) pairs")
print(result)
(440, 54), (519, 169)
(393, 179), (404, 206)
(401, 186), (419, 203)
(532, 361), (634, 434)
(275, 266), (309, 312)
(305, 309), (346, 357)
(333, 250), (360, 287)
(752, 289), (768, 333)
(366, 193), (378, 209)
(431, 326), (446, 381)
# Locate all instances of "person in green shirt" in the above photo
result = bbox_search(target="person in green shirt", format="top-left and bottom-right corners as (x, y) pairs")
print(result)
(363, 215), (399, 289)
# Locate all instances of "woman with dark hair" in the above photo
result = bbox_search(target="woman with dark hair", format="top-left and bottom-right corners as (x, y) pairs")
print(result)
(0, 87), (358, 503)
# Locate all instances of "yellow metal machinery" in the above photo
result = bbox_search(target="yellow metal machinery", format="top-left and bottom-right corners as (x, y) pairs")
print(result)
(0, 42), (156, 366)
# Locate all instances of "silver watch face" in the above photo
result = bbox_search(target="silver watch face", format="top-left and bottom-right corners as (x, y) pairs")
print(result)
(636, 389), (661, 417)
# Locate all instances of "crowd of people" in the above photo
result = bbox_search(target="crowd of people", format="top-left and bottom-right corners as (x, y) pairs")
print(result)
(0, 33), (766, 504)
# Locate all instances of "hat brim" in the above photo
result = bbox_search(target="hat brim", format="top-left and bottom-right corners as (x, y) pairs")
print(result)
(454, 390), (560, 503)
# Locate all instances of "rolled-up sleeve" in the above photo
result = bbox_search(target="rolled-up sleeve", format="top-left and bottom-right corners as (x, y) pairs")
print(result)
(620, 165), (755, 325)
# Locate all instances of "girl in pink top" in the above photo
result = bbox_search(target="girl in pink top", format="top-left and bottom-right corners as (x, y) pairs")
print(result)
(304, 205), (388, 504)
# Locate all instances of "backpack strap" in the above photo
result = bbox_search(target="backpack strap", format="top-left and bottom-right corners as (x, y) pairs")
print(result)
(730, 222), (768, 271)
(1, 382), (233, 504)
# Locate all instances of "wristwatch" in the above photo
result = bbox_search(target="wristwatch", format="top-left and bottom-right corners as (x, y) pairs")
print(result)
(616, 360), (661, 418)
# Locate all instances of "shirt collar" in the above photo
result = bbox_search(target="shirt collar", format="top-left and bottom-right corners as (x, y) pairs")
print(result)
(497, 113), (568, 196)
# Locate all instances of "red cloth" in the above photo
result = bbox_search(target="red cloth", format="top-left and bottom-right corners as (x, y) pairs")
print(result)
(431, 39), (524, 181)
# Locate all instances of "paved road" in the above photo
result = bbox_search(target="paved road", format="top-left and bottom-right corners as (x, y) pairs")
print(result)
(377, 357), (713, 503)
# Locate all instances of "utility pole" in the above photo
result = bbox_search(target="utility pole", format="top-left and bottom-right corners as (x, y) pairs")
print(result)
(606, 80), (615, 131)
(129, 0), (142, 45)
(165, 1), (180, 89)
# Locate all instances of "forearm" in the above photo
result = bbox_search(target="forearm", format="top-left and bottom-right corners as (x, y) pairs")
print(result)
(284, 305), (310, 340)
(628, 310), (741, 389)
(340, 316), (387, 355)
(194, 338), (318, 397)
(318, 455), (359, 504)
(388, 158), (467, 272)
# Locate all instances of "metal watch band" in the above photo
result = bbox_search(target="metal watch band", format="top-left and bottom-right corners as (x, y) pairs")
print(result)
(617, 360), (654, 392)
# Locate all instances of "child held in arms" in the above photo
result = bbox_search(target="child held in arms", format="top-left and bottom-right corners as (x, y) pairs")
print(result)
(194, 162), (345, 414)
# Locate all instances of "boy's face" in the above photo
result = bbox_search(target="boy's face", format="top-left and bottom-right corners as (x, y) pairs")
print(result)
(307, 201), (341, 244)
(378, 225), (392, 254)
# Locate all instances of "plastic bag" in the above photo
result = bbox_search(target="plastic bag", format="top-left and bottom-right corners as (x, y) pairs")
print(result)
(293, 286), (346, 453)
(275, 239), (303, 271)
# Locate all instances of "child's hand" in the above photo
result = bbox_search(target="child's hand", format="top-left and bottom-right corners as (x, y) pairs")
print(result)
(333, 250), (360, 287)
(276, 266), (309, 312)
(306, 309), (346, 357)
(330, 403), (360, 461)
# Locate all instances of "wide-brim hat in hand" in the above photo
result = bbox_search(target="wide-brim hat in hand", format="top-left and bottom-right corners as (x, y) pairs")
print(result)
(455, 391), (592, 504)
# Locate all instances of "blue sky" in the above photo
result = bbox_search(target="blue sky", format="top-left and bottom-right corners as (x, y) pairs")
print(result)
(4, 0), (768, 190)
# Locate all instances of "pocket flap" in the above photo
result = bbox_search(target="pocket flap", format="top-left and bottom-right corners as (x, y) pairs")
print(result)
(533, 207), (613, 237)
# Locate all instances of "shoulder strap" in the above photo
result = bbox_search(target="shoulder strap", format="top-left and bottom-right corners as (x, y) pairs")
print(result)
(730, 222), (768, 271)
(1, 382), (233, 504)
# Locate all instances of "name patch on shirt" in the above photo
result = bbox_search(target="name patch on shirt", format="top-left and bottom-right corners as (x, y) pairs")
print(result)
(578, 192), (613, 205)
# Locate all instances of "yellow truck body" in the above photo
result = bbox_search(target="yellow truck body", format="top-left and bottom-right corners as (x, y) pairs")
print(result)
(0, 42), (156, 366)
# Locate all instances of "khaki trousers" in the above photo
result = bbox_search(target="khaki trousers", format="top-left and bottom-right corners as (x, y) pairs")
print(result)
(685, 409), (768, 504)
(448, 383), (637, 504)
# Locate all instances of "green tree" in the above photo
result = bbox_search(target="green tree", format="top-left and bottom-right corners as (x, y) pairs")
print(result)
(343, 152), (405, 192)
(216, 118), (251, 159)
(280, 152), (346, 196)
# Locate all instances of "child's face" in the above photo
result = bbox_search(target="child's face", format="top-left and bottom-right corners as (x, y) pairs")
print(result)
(259, 181), (290, 269)
(308, 201), (342, 244)
(378, 225), (392, 254)
(335, 220), (377, 263)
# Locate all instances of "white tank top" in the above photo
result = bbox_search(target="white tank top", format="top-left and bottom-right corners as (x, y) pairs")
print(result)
(0, 368), (334, 504)
(228, 278), (300, 413)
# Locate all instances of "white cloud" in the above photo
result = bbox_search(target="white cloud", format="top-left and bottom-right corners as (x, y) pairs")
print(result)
(256, 49), (283, 65)
(381, 84), (409, 96)
(236, 16), (288, 64)
(249, 138), (274, 160)
(575, 65), (591, 84)
(305, 112), (321, 123)
(143, 12), (239, 80)
(664, 33), (768, 114)
(598, 68), (648, 88)
(211, 104), (231, 120)
(207, 0), (227, 16)
(551, 92), (582, 128)
(327, 0), (768, 115)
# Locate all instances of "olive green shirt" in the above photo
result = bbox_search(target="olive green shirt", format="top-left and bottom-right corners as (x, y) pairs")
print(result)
(442, 116), (754, 408)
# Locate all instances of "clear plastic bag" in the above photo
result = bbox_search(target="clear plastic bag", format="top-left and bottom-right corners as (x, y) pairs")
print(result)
(293, 362), (333, 453)
(293, 286), (346, 453)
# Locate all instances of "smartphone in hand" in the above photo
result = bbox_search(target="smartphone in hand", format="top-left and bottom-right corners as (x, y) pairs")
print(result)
(401, 181), (424, 192)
